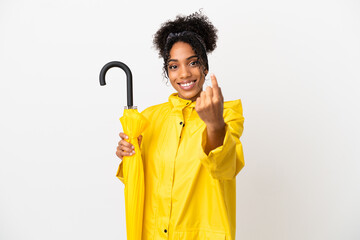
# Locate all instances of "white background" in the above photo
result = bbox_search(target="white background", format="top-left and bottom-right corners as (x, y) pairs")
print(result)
(1, 0), (359, 239)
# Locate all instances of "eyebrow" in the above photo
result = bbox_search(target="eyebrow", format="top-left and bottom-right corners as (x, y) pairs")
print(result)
(168, 55), (198, 63)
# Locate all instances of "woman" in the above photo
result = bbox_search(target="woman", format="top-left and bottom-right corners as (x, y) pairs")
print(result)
(116, 12), (245, 240)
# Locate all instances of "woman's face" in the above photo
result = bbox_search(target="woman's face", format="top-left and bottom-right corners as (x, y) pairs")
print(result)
(167, 41), (207, 101)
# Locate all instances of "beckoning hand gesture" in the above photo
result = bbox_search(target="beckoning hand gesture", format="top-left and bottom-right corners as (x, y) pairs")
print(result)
(195, 74), (225, 130)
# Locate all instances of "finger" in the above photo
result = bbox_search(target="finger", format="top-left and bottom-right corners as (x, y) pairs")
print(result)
(116, 149), (134, 159)
(116, 148), (133, 159)
(218, 87), (224, 102)
(119, 139), (134, 149)
(119, 132), (129, 140)
(196, 96), (201, 105)
(117, 144), (135, 154)
(211, 74), (221, 98)
(212, 86), (224, 103)
(205, 86), (213, 100)
(115, 150), (123, 160)
(118, 145), (134, 153)
(210, 74), (220, 89)
(200, 90), (206, 104)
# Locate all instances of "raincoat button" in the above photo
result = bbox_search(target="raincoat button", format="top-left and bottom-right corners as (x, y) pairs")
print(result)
(180, 121), (183, 125)
(164, 229), (167, 233)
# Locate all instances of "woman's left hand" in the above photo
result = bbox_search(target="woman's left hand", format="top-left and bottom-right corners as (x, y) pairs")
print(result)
(195, 74), (225, 130)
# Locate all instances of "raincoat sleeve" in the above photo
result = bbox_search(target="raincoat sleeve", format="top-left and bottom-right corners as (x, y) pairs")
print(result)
(199, 99), (245, 180)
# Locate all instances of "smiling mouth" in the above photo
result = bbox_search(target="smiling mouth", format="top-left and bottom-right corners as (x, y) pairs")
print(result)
(178, 80), (196, 87)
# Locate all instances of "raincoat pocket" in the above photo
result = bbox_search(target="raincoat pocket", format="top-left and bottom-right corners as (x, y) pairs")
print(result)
(174, 230), (226, 240)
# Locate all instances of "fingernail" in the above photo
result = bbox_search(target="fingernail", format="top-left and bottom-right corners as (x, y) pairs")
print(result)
(132, 145), (135, 149)
(125, 136), (129, 139)
(132, 150), (135, 154)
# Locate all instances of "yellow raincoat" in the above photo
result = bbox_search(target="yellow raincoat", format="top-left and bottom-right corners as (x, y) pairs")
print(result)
(117, 93), (245, 240)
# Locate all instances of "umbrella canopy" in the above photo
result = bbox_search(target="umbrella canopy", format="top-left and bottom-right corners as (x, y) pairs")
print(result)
(100, 61), (148, 239)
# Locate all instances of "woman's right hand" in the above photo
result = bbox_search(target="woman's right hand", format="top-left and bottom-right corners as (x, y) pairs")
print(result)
(116, 132), (143, 160)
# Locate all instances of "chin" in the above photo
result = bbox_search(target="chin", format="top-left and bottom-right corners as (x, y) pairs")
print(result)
(179, 92), (199, 101)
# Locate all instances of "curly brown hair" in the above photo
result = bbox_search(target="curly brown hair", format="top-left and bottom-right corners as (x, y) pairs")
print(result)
(153, 11), (218, 77)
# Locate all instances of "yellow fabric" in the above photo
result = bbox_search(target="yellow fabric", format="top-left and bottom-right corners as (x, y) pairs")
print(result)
(117, 93), (245, 240)
(118, 109), (149, 240)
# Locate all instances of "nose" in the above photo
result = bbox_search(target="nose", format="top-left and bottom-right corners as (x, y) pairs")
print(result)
(179, 65), (191, 79)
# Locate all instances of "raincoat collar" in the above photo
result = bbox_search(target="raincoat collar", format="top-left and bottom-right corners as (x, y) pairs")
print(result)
(168, 93), (196, 109)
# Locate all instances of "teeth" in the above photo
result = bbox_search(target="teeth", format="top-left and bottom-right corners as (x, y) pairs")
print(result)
(180, 81), (195, 87)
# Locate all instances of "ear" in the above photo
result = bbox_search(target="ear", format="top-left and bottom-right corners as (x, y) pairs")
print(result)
(204, 68), (208, 76)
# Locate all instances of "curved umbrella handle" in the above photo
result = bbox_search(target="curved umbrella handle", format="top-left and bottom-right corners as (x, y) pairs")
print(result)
(99, 61), (133, 107)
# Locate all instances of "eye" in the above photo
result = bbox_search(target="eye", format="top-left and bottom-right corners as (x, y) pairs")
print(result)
(168, 65), (178, 70)
(189, 60), (199, 67)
